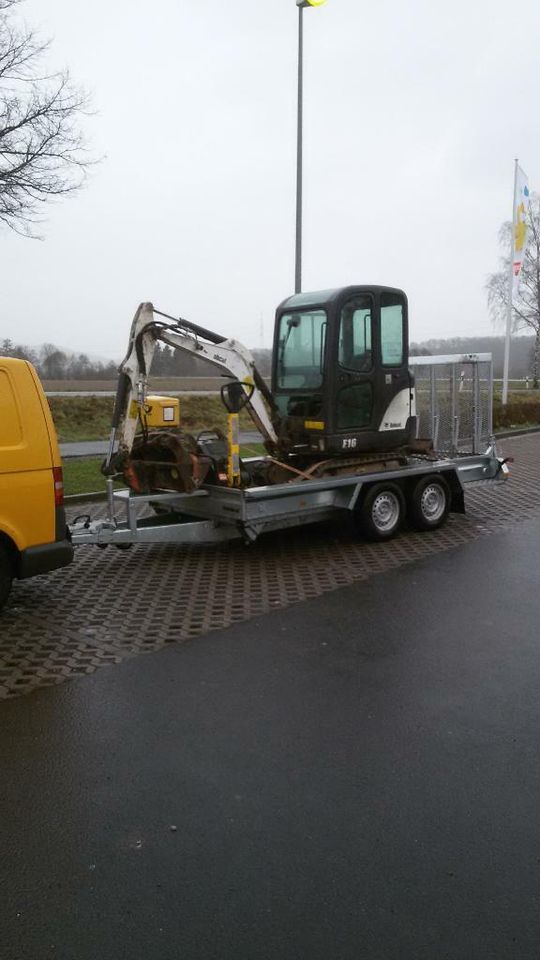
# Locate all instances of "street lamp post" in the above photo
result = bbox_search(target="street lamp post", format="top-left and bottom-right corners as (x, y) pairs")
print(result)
(295, 0), (327, 294)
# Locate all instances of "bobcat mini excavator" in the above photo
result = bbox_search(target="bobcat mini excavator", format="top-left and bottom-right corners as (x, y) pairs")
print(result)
(104, 285), (421, 495)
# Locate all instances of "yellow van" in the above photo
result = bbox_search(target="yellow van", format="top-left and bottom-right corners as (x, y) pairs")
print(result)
(0, 358), (73, 610)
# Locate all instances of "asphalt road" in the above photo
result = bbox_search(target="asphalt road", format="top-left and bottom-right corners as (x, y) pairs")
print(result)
(2, 517), (540, 959)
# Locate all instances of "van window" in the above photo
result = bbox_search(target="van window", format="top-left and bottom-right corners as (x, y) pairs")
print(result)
(0, 370), (23, 446)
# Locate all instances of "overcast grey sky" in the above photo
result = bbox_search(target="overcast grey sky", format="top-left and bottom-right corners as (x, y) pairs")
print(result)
(1, 0), (539, 357)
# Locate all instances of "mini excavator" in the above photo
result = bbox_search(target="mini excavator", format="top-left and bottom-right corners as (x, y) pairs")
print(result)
(105, 285), (421, 494)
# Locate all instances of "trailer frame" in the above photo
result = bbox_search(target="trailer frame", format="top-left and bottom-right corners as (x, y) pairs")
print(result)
(70, 444), (508, 548)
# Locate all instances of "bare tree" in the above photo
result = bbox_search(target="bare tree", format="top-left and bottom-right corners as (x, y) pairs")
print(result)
(487, 193), (540, 388)
(0, 0), (93, 235)
(39, 343), (67, 379)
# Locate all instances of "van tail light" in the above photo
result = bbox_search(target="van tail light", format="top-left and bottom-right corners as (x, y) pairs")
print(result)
(52, 466), (65, 506)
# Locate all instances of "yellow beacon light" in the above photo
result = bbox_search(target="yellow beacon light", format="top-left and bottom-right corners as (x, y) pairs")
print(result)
(297, 0), (327, 6)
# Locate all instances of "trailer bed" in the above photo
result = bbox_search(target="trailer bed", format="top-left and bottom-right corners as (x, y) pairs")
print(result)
(70, 448), (508, 547)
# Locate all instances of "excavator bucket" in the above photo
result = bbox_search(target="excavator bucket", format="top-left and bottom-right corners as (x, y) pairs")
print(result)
(121, 431), (211, 495)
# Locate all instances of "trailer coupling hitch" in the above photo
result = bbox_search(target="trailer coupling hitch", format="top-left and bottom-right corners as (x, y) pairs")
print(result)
(72, 514), (92, 529)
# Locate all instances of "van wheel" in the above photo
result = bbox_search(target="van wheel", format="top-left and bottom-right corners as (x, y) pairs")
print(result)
(356, 482), (405, 541)
(0, 544), (13, 612)
(408, 475), (450, 531)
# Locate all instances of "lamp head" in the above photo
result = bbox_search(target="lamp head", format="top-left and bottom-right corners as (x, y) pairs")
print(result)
(296, 0), (328, 7)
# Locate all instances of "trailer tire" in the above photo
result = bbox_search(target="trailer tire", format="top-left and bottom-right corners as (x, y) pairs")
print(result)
(0, 542), (13, 612)
(356, 482), (405, 542)
(408, 475), (450, 531)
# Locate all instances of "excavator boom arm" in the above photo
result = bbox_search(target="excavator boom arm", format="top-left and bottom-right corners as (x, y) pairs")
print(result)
(106, 302), (278, 468)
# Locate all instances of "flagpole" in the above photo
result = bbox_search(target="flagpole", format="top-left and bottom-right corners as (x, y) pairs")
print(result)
(502, 158), (519, 407)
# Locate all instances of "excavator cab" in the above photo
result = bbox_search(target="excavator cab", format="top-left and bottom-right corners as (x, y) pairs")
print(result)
(272, 285), (416, 456)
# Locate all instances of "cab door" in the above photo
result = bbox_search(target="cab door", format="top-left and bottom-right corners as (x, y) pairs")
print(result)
(333, 293), (376, 448)
(376, 291), (411, 436)
(331, 290), (412, 452)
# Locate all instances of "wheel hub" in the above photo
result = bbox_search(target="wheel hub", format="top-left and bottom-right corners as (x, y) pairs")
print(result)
(420, 484), (446, 521)
(372, 493), (400, 532)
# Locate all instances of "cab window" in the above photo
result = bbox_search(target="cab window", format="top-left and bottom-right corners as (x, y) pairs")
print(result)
(338, 296), (373, 372)
(277, 310), (327, 389)
(381, 294), (405, 366)
(337, 383), (372, 429)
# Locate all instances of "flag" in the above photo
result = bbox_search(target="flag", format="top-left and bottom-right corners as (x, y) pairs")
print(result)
(512, 165), (530, 298)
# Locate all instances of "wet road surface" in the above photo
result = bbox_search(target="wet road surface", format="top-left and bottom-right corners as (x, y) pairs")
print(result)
(2, 512), (540, 959)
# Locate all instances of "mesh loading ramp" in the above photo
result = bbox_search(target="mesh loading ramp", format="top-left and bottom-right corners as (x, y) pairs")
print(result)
(410, 354), (493, 455)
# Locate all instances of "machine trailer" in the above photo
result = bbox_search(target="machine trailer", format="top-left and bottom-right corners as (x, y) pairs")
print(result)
(70, 441), (508, 548)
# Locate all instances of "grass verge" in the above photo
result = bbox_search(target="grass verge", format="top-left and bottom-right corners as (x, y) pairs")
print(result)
(493, 395), (540, 430)
(49, 395), (254, 442)
(63, 458), (106, 496)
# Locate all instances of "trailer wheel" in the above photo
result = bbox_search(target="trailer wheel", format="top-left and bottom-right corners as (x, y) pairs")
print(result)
(409, 475), (450, 531)
(0, 543), (13, 612)
(356, 482), (405, 541)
